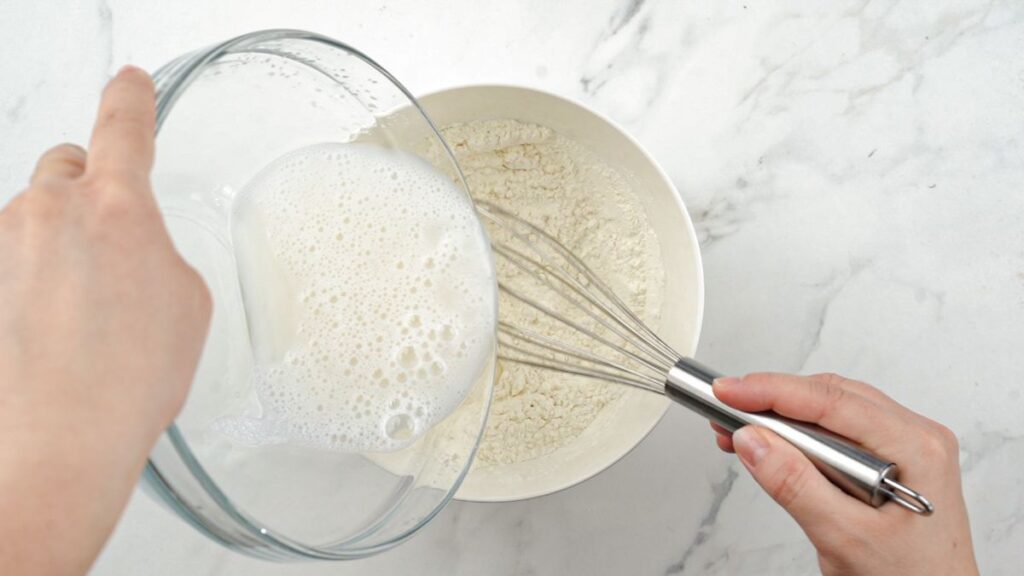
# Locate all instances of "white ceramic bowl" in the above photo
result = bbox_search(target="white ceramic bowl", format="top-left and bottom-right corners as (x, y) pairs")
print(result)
(416, 85), (705, 502)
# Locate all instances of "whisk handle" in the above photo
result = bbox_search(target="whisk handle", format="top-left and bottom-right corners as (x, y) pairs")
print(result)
(665, 358), (933, 515)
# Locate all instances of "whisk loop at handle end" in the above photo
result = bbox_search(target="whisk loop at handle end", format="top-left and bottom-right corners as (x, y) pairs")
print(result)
(666, 358), (934, 515)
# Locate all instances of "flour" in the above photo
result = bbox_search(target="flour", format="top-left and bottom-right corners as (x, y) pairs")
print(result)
(431, 119), (665, 466)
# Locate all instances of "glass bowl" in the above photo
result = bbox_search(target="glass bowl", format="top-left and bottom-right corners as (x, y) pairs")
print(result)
(142, 29), (496, 560)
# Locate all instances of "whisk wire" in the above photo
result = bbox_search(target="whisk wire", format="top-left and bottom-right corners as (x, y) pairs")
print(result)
(498, 322), (666, 390)
(520, 219), (681, 363)
(494, 352), (663, 391)
(493, 242), (678, 369)
(478, 201), (681, 373)
(497, 282), (670, 376)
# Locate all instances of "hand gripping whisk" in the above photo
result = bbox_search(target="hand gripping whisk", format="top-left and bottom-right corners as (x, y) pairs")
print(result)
(477, 200), (933, 515)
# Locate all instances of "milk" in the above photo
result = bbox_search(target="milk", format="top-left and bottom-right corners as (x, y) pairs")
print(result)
(225, 143), (496, 453)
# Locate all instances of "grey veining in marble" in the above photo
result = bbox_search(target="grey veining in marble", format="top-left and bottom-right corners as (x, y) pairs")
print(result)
(1, 1), (1022, 574)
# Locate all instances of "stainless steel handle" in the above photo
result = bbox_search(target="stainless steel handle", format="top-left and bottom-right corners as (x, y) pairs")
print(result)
(665, 358), (933, 515)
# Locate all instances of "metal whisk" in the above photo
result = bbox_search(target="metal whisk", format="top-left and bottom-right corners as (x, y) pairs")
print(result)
(476, 200), (933, 515)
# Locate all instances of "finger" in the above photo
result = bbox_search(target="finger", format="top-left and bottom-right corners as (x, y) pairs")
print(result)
(713, 373), (910, 451)
(732, 426), (867, 539)
(709, 422), (735, 452)
(709, 421), (731, 436)
(86, 65), (156, 183)
(715, 432), (735, 453)
(805, 373), (938, 444)
(31, 144), (87, 184)
(806, 372), (894, 405)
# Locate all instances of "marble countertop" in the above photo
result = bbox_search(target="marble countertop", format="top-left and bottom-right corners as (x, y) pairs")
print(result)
(2, 1), (1022, 574)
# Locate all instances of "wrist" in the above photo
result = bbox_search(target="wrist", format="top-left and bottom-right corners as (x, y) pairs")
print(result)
(0, 373), (165, 464)
(0, 384), (158, 576)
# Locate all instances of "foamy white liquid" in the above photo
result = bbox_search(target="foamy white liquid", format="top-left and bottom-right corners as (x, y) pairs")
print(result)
(224, 143), (496, 453)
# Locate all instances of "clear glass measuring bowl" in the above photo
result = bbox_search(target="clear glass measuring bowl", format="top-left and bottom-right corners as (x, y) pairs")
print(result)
(143, 29), (496, 560)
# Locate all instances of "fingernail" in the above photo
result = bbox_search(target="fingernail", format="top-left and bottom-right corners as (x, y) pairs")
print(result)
(733, 426), (768, 467)
(713, 376), (740, 388)
(118, 64), (143, 76)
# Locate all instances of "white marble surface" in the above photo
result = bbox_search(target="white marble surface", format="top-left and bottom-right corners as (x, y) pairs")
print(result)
(2, 1), (1023, 574)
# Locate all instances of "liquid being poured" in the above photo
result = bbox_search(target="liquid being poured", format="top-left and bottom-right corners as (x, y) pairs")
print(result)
(225, 143), (496, 453)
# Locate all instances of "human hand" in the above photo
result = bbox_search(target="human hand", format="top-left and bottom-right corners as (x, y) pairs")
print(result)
(711, 373), (978, 576)
(0, 66), (211, 576)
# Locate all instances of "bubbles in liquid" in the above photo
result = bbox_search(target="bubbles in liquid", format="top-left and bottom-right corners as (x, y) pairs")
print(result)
(227, 143), (496, 453)
(385, 413), (415, 441)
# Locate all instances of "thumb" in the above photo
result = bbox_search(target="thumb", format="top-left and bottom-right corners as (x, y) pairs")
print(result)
(732, 426), (862, 535)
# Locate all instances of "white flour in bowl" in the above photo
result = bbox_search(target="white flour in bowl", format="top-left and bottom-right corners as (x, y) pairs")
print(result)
(430, 119), (666, 466)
